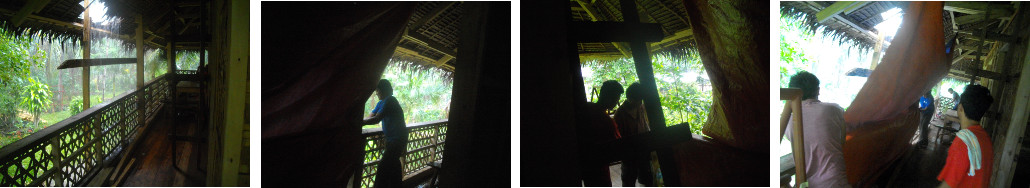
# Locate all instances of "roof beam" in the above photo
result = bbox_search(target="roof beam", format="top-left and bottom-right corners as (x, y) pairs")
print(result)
(650, 29), (692, 49)
(955, 12), (1010, 25)
(404, 31), (456, 57)
(816, 1), (870, 23)
(12, 0), (51, 26)
(574, 0), (631, 57)
(568, 21), (664, 43)
(409, 1), (457, 31)
(804, 1), (877, 39)
(944, 2), (1013, 15)
(959, 31), (1017, 43)
(394, 46), (454, 71)
(57, 58), (137, 69)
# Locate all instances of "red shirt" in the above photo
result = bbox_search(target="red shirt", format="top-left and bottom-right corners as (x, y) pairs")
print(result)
(937, 125), (993, 188)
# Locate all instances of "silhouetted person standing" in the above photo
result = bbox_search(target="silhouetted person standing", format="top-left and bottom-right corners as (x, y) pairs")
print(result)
(918, 91), (936, 148)
(948, 88), (961, 110)
(364, 79), (407, 188)
(614, 83), (653, 186)
(579, 80), (623, 186)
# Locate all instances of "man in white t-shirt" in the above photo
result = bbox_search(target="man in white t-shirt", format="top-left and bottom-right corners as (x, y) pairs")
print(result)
(783, 71), (851, 188)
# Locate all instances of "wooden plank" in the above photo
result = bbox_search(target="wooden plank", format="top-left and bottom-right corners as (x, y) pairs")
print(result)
(573, 0), (631, 57)
(955, 13), (1010, 25)
(649, 29), (692, 49)
(567, 21), (664, 42)
(803, 1), (877, 38)
(57, 58), (137, 69)
(618, 0), (679, 186)
(586, 123), (693, 163)
(11, 0), (50, 26)
(944, 2), (1013, 15)
(404, 32), (457, 57)
(219, 0), (249, 185)
(87, 167), (114, 186)
(991, 40), (1030, 187)
(817, 1), (861, 23)
(111, 159), (137, 186)
(957, 31), (1019, 43)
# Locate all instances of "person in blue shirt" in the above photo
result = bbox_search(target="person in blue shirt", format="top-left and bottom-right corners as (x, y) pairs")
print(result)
(363, 79), (407, 188)
(918, 91), (936, 148)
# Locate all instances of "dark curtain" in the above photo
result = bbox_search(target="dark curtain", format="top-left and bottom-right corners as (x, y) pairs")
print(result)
(260, 2), (415, 186)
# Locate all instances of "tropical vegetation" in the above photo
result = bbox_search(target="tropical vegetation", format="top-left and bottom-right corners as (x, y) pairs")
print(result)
(0, 25), (200, 148)
(362, 61), (453, 129)
(580, 50), (712, 135)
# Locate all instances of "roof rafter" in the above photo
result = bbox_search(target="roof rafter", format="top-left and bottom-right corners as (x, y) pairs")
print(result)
(409, 1), (457, 31)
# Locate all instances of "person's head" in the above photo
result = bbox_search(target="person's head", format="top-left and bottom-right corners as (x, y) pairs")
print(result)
(958, 84), (993, 127)
(788, 71), (820, 100)
(625, 82), (644, 101)
(598, 80), (624, 109)
(925, 91), (933, 98)
(948, 88), (956, 94)
(376, 79), (393, 99)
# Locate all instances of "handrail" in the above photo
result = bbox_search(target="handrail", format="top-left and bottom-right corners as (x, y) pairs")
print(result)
(359, 120), (448, 188)
(0, 73), (172, 186)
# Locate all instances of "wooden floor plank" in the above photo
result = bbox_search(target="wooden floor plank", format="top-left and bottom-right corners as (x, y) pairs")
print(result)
(121, 111), (206, 187)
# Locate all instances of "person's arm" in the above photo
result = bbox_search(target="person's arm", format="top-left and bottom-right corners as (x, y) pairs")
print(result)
(363, 100), (387, 125)
(363, 111), (385, 125)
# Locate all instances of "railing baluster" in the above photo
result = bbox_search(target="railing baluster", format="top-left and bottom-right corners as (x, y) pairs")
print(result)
(49, 136), (62, 186)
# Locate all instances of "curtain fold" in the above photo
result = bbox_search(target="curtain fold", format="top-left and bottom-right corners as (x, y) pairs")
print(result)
(260, 2), (415, 186)
(842, 2), (951, 186)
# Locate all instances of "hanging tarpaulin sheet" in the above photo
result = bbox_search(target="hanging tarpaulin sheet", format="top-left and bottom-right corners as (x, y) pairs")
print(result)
(841, 2), (951, 186)
(844, 1), (951, 128)
(260, 2), (415, 186)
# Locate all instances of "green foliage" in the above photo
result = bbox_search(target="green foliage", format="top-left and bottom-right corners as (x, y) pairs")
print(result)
(580, 51), (711, 135)
(68, 96), (83, 115)
(0, 25), (47, 129)
(19, 78), (52, 128)
(363, 61), (453, 128)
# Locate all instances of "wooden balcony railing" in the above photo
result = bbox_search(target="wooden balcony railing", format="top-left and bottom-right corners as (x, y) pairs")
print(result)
(175, 70), (201, 82)
(0, 74), (172, 186)
(360, 120), (448, 188)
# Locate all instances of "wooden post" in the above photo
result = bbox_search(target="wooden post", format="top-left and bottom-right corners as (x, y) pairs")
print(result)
(136, 14), (146, 127)
(991, 32), (1030, 187)
(618, 0), (680, 185)
(82, 0), (91, 109)
(219, 0), (248, 185)
(49, 136), (62, 186)
(870, 32), (884, 70)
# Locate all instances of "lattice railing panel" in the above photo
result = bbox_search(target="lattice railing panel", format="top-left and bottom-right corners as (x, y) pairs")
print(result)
(360, 120), (447, 188)
(0, 75), (169, 186)
(175, 70), (198, 75)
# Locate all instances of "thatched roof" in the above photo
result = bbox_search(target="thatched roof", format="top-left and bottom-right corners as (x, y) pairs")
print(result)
(571, 0), (697, 61)
(389, 2), (464, 72)
(781, 1), (1023, 81)
(0, 0), (211, 53)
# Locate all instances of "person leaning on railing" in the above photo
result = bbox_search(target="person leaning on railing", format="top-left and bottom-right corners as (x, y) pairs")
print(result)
(363, 79), (408, 188)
